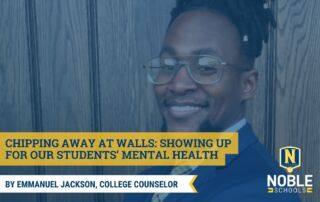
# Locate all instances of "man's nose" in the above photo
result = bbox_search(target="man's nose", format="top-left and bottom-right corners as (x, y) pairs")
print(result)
(168, 67), (197, 94)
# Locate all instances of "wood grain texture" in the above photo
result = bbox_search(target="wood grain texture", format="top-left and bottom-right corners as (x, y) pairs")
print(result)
(244, 2), (278, 152)
(25, 2), (46, 201)
(97, 0), (175, 201)
(0, 1), (37, 202)
(276, 0), (320, 201)
(98, 0), (174, 133)
(0, 1), (32, 131)
(35, 0), (91, 132)
(0, 0), (318, 201)
(35, 0), (95, 201)
(246, 42), (269, 145)
(0, 0), (35, 175)
(86, 1), (104, 202)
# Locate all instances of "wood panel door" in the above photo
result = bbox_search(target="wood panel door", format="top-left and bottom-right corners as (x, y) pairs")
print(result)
(0, 0), (318, 201)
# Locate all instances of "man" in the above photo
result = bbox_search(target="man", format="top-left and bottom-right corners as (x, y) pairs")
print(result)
(125, 0), (300, 201)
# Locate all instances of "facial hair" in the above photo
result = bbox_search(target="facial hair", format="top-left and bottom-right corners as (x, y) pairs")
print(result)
(161, 118), (222, 132)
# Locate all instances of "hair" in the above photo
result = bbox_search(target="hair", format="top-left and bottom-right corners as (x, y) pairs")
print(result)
(168, 0), (276, 60)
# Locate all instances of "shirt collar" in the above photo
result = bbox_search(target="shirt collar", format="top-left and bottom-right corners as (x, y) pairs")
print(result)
(224, 118), (247, 132)
(188, 118), (247, 171)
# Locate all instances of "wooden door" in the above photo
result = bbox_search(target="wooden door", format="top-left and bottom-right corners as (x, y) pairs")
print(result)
(0, 0), (318, 201)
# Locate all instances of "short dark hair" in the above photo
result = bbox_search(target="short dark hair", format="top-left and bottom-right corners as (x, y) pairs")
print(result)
(169, 0), (276, 59)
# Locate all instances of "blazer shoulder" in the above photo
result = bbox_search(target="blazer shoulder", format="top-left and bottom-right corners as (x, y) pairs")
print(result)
(226, 140), (285, 177)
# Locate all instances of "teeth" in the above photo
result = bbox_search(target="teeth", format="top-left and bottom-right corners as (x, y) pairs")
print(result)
(167, 104), (204, 118)
(168, 106), (202, 118)
(170, 106), (201, 112)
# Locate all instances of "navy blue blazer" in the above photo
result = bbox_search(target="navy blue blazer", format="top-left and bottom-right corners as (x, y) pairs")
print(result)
(124, 123), (301, 202)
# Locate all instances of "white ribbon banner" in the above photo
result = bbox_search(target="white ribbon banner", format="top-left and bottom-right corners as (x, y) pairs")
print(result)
(0, 175), (197, 193)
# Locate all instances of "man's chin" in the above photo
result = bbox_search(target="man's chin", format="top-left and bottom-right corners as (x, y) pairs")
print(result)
(163, 120), (203, 132)
(168, 126), (197, 132)
(198, 119), (222, 132)
(162, 119), (222, 132)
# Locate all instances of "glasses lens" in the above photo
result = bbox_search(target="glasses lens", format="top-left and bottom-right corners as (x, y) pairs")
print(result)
(189, 56), (223, 84)
(146, 57), (177, 84)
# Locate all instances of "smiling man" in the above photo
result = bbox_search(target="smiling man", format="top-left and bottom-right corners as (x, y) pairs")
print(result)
(125, 0), (300, 201)
(154, 9), (254, 133)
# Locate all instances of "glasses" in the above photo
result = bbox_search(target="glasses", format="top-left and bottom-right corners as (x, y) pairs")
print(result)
(143, 55), (251, 85)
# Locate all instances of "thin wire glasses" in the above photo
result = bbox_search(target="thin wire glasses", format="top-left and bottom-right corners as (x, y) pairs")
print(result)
(143, 55), (251, 85)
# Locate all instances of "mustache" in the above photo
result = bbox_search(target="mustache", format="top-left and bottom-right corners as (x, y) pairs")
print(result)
(161, 119), (222, 132)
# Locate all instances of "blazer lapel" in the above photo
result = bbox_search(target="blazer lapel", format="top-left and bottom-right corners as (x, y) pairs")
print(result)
(164, 166), (217, 202)
(164, 123), (258, 202)
(141, 166), (173, 202)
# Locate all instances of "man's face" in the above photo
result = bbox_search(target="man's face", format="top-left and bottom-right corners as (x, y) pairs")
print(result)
(154, 9), (254, 132)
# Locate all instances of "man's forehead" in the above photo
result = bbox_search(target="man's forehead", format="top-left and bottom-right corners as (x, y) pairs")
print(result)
(160, 45), (221, 57)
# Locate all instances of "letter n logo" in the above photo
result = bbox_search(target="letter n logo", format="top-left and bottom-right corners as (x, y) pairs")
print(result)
(279, 146), (301, 173)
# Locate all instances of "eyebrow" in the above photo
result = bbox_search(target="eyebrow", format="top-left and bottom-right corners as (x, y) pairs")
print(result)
(160, 46), (176, 56)
(160, 46), (220, 57)
(191, 48), (219, 56)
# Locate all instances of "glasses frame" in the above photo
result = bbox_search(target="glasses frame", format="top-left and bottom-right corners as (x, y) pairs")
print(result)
(143, 55), (252, 85)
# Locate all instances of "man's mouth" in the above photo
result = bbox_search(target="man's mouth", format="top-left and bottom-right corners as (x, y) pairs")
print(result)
(164, 100), (208, 119)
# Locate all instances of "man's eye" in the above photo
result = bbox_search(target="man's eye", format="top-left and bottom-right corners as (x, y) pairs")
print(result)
(161, 65), (175, 71)
(197, 65), (218, 74)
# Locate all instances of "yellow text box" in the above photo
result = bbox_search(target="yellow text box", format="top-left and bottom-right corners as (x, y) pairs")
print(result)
(0, 132), (238, 166)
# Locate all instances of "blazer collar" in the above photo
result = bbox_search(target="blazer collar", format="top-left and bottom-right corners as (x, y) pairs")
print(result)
(165, 123), (258, 202)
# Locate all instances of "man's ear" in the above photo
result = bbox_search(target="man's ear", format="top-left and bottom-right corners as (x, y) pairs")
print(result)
(240, 68), (258, 101)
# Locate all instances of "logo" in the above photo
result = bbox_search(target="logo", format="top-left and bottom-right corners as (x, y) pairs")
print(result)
(267, 146), (313, 194)
(279, 146), (301, 173)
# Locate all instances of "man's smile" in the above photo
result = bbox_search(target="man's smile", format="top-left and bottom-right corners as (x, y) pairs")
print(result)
(164, 99), (209, 119)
